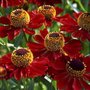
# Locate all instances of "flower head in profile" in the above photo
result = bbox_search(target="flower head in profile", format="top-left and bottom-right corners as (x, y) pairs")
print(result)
(55, 12), (90, 41)
(37, 5), (63, 26)
(0, 48), (49, 80)
(27, 29), (82, 60)
(51, 55), (90, 90)
(0, 9), (45, 40)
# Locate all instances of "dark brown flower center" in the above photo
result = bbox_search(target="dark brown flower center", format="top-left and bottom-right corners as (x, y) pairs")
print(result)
(66, 59), (86, 77)
(49, 33), (59, 37)
(16, 49), (28, 55)
(69, 60), (84, 71)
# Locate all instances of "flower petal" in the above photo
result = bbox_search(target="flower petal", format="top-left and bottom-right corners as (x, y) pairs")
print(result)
(81, 79), (90, 90)
(64, 39), (82, 58)
(14, 69), (22, 80)
(23, 28), (35, 35)
(34, 35), (44, 44)
(83, 56), (90, 72)
(57, 76), (69, 90)
(0, 26), (9, 38)
(40, 29), (48, 38)
(0, 16), (10, 24)
(27, 42), (44, 51)
(72, 79), (82, 90)
(28, 10), (45, 29)
(28, 57), (48, 77)
(7, 30), (14, 40)
(55, 7), (63, 15)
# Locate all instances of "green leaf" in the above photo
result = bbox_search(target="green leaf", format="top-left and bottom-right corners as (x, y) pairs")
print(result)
(0, 80), (2, 88)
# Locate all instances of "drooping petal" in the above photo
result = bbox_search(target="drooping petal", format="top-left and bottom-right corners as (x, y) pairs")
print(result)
(0, 54), (11, 64)
(34, 35), (44, 44)
(27, 42), (45, 52)
(72, 29), (90, 41)
(23, 28), (35, 35)
(28, 10), (45, 29)
(14, 69), (22, 80)
(0, 16), (10, 24)
(65, 78), (74, 90)
(7, 30), (14, 40)
(84, 74), (90, 82)
(28, 57), (48, 77)
(83, 56), (90, 72)
(55, 14), (77, 25)
(81, 79), (90, 90)
(0, 26), (9, 38)
(72, 79), (82, 90)
(40, 29), (48, 38)
(6, 63), (16, 71)
(64, 39), (82, 58)
(55, 7), (63, 15)
(56, 76), (69, 90)
(51, 58), (66, 70)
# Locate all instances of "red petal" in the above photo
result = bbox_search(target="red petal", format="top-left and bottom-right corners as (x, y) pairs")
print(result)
(28, 57), (48, 77)
(83, 56), (90, 72)
(34, 35), (44, 44)
(65, 79), (74, 90)
(6, 63), (16, 71)
(73, 12), (82, 19)
(40, 29), (48, 38)
(64, 40), (82, 58)
(61, 25), (79, 33)
(55, 7), (63, 15)
(0, 54), (11, 64)
(45, 19), (52, 27)
(51, 59), (66, 70)
(81, 79), (90, 90)
(0, 26), (9, 38)
(28, 10), (45, 29)
(72, 79), (82, 90)
(84, 74), (90, 82)
(7, 30), (14, 40)
(14, 69), (22, 80)
(0, 16), (10, 24)
(20, 68), (28, 78)
(54, 72), (67, 80)
(23, 28), (35, 35)
(57, 76), (69, 90)
(72, 29), (90, 41)
(27, 42), (45, 51)
(55, 14), (77, 25)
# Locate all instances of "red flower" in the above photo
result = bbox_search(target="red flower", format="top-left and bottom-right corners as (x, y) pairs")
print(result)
(0, 0), (24, 8)
(0, 9), (45, 40)
(29, 0), (61, 6)
(37, 5), (63, 27)
(52, 55), (90, 90)
(27, 29), (82, 59)
(0, 48), (49, 80)
(55, 13), (90, 41)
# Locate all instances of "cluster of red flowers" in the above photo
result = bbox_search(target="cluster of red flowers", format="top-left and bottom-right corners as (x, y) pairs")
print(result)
(0, 0), (90, 90)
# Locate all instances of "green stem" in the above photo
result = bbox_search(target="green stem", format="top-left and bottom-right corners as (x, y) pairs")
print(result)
(76, 0), (87, 12)
(2, 80), (10, 90)
(22, 29), (28, 42)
